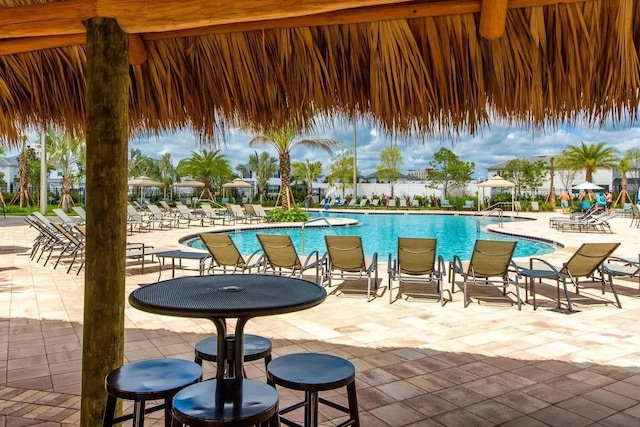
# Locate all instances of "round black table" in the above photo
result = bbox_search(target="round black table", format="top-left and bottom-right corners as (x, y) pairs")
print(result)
(129, 274), (327, 379)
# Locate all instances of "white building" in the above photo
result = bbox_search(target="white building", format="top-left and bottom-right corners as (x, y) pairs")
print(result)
(487, 155), (615, 197)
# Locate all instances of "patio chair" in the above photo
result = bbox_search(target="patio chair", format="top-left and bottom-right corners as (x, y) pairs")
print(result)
(256, 234), (325, 284)
(387, 198), (396, 208)
(520, 242), (621, 311)
(158, 200), (176, 215)
(252, 205), (269, 221)
(440, 199), (453, 210)
(324, 235), (378, 302)
(514, 201), (522, 213)
(226, 203), (256, 224)
(602, 254), (640, 292)
(399, 198), (408, 209)
(347, 198), (357, 207)
(531, 201), (540, 212)
(50, 222), (85, 274)
(53, 208), (80, 226)
(558, 212), (617, 233)
(370, 198), (380, 207)
(451, 240), (521, 309)
(631, 203), (640, 228)
(462, 200), (475, 210)
(200, 204), (229, 226)
(388, 237), (448, 305)
(71, 206), (87, 225)
(146, 204), (175, 230)
(175, 204), (204, 227)
(244, 204), (261, 222)
(411, 199), (420, 208)
(126, 204), (153, 233)
(200, 233), (264, 274)
(356, 198), (368, 208)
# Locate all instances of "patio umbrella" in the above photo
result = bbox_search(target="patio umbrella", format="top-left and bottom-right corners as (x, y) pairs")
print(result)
(222, 178), (253, 201)
(174, 178), (205, 188)
(128, 176), (164, 199)
(572, 182), (604, 191)
(477, 175), (515, 211)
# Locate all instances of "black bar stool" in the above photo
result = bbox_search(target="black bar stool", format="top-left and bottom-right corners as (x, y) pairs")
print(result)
(172, 378), (280, 426)
(267, 353), (359, 427)
(194, 334), (272, 378)
(103, 358), (202, 427)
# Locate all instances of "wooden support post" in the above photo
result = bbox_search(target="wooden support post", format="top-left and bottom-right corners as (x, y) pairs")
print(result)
(479, 0), (508, 39)
(81, 17), (129, 427)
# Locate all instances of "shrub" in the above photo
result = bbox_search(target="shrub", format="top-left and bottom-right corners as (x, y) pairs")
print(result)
(265, 208), (309, 223)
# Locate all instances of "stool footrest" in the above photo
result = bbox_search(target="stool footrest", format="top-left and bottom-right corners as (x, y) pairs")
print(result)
(319, 396), (349, 414)
(111, 402), (165, 424)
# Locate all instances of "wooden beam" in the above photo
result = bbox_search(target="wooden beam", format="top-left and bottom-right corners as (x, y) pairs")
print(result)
(128, 33), (148, 65)
(0, 0), (598, 51)
(0, 19), (86, 39)
(143, 0), (596, 41)
(480, 0), (509, 39)
(0, 0), (94, 26)
(0, 34), (85, 55)
(97, 0), (411, 33)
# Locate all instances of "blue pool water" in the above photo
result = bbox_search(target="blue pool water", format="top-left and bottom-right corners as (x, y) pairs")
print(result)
(187, 212), (556, 261)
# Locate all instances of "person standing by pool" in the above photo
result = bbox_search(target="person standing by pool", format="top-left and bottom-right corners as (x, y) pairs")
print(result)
(605, 190), (613, 213)
(596, 192), (607, 212)
(560, 190), (571, 214)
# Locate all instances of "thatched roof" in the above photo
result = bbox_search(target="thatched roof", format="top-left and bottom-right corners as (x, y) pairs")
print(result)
(1, 0), (639, 144)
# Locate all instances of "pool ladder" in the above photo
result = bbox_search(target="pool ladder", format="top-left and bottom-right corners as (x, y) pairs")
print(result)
(301, 217), (334, 254)
(475, 208), (503, 232)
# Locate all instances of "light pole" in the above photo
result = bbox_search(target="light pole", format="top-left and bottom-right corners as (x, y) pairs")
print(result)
(353, 122), (357, 200)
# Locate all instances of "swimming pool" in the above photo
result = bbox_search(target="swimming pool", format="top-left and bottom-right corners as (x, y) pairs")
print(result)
(186, 212), (557, 260)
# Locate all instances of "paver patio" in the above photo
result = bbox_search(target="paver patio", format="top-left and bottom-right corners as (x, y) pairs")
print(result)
(1, 210), (639, 426)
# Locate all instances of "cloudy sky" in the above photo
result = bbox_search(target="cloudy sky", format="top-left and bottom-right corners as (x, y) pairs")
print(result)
(127, 117), (640, 180)
(8, 116), (640, 180)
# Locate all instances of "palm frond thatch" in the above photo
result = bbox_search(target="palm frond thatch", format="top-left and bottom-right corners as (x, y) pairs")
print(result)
(1, 1), (640, 145)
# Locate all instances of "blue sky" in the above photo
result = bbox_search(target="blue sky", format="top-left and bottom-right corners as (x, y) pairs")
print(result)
(9, 117), (640, 180)
(127, 117), (640, 180)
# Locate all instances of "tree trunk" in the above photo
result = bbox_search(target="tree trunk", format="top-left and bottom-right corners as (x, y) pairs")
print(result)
(549, 157), (556, 208)
(81, 18), (129, 427)
(60, 174), (72, 212)
(280, 152), (291, 210)
(19, 149), (30, 208)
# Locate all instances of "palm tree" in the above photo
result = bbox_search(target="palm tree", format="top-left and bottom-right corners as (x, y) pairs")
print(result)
(158, 153), (175, 199)
(47, 130), (85, 212)
(558, 142), (618, 183)
(617, 155), (633, 206)
(249, 151), (277, 203)
(176, 149), (232, 201)
(292, 159), (323, 204)
(248, 125), (340, 210)
(128, 148), (155, 178)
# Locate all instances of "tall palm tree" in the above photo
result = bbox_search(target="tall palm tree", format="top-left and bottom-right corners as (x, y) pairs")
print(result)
(128, 148), (155, 178)
(47, 130), (85, 212)
(176, 149), (232, 201)
(249, 151), (277, 203)
(558, 142), (618, 183)
(248, 125), (340, 210)
(617, 155), (632, 206)
(292, 159), (323, 204)
(158, 153), (175, 199)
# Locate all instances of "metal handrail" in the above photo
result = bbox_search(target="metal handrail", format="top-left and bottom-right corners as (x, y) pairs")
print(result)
(301, 217), (334, 254)
(476, 208), (503, 231)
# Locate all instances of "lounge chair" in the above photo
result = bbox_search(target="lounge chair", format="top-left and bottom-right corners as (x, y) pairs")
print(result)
(451, 240), (521, 309)
(244, 204), (263, 222)
(387, 237), (447, 305)
(519, 243), (621, 311)
(347, 198), (357, 207)
(411, 199), (420, 208)
(200, 233), (264, 274)
(200, 204), (229, 226)
(71, 206), (87, 224)
(324, 235), (378, 302)
(175, 204), (204, 227)
(50, 222), (85, 274)
(398, 198), (408, 209)
(252, 205), (269, 221)
(631, 203), (640, 228)
(146, 204), (175, 230)
(126, 204), (153, 233)
(370, 198), (380, 207)
(513, 201), (522, 213)
(356, 198), (368, 208)
(531, 201), (540, 212)
(387, 199), (396, 208)
(256, 234), (325, 284)
(53, 208), (80, 226)
(226, 203), (256, 224)
(440, 199), (453, 210)
(557, 212), (617, 233)
(462, 200), (475, 211)
(159, 200), (176, 215)
(602, 255), (640, 291)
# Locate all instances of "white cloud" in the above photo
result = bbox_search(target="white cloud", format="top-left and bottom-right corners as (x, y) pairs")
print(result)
(8, 117), (640, 180)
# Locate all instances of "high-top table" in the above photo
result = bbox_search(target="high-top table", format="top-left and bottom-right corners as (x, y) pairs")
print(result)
(129, 274), (326, 379)
(129, 274), (326, 425)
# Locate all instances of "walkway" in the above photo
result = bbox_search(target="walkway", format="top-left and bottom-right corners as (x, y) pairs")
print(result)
(1, 211), (639, 426)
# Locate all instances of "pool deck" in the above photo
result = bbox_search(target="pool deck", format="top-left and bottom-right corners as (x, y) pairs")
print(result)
(1, 210), (640, 426)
